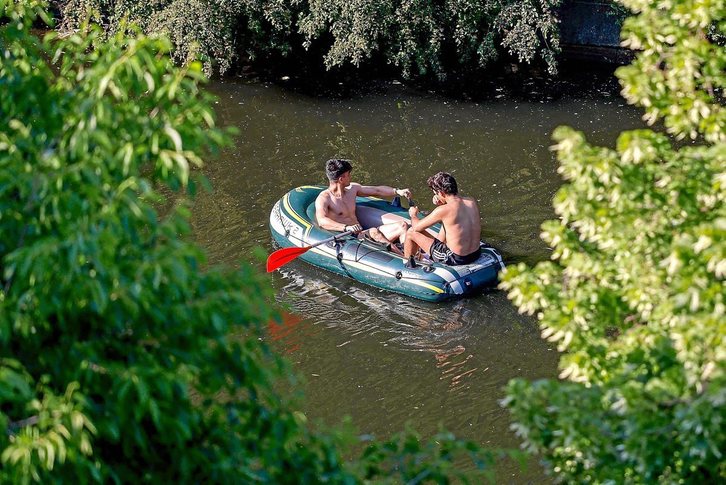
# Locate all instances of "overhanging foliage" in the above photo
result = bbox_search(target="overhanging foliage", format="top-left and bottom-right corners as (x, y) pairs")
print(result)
(501, 0), (725, 481)
(58, 0), (562, 78)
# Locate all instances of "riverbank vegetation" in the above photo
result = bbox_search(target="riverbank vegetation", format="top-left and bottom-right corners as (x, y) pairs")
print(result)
(0, 1), (509, 481)
(3, 0), (724, 482)
(57, 0), (561, 79)
(501, 0), (725, 481)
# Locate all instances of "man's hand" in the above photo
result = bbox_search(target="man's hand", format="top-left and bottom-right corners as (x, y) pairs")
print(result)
(396, 188), (412, 199)
(344, 223), (363, 233)
(408, 206), (419, 219)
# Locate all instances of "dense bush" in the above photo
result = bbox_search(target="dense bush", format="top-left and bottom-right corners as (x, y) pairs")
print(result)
(501, 0), (725, 481)
(57, 0), (561, 78)
(1, 1), (507, 481)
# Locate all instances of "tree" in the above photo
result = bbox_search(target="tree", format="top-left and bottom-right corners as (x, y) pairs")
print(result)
(500, 0), (725, 482)
(57, 0), (561, 78)
(0, 1), (501, 482)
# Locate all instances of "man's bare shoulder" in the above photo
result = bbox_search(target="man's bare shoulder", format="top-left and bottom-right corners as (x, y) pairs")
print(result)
(346, 182), (362, 193)
(316, 189), (332, 205)
(430, 204), (450, 219)
(461, 195), (480, 209)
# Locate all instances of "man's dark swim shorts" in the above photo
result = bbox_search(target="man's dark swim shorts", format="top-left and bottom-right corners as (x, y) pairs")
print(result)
(429, 240), (481, 266)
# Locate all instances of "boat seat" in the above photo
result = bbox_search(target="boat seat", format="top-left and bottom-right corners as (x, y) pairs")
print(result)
(306, 202), (436, 236)
(357, 206), (438, 237)
(356, 206), (408, 230)
(305, 203), (408, 230)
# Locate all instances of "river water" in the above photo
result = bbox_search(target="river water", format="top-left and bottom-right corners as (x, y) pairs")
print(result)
(191, 72), (643, 481)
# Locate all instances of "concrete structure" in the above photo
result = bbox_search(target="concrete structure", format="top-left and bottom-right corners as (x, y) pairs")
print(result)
(559, 0), (632, 64)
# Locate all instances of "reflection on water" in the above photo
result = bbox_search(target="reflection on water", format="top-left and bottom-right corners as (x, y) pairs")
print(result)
(191, 73), (643, 482)
(435, 345), (478, 392)
(277, 264), (484, 352)
(267, 311), (312, 354)
(271, 260), (555, 480)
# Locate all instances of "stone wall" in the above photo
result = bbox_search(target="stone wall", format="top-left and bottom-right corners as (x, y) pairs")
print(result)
(558, 0), (632, 64)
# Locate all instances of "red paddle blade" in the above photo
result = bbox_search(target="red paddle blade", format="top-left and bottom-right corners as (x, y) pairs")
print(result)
(266, 246), (311, 272)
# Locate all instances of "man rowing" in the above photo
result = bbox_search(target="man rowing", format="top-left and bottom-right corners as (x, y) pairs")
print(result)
(315, 159), (411, 249)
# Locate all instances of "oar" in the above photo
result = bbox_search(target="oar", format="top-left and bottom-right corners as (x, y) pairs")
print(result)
(266, 230), (357, 272)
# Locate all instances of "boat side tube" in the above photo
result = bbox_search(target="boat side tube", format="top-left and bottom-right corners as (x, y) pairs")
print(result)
(269, 186), (504, 302)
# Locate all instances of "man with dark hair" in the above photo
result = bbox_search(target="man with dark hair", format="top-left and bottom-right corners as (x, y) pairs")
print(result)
(315, 159), (412, 248)
(403, 171), (481, 267)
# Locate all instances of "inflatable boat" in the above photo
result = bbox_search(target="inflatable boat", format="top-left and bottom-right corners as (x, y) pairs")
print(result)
(268, 186), (505, 302)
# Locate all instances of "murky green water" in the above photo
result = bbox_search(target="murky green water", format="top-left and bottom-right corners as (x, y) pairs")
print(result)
(191, 74), (643, 481)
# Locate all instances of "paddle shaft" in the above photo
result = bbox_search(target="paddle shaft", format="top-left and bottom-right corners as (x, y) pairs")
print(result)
(266, 229), (362, 272)
(307, 229), (357, 248)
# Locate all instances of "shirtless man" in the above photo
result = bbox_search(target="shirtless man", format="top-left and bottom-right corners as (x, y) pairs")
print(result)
(404, 172), (481, 268)
(315, 159), (412, 248)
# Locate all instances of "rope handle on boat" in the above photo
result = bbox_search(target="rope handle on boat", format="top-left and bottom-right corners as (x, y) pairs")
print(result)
(267, 229), (362, 272)
(276, 227), (437, 283)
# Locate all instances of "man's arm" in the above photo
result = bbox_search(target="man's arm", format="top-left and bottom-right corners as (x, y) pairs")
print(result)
(357, 184), (412, 199)
(315, 195), (348, 232)
(408, 205), (445, 232)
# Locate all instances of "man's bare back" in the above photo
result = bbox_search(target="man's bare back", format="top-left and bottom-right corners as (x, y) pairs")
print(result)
(430, 196), (481, 256)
